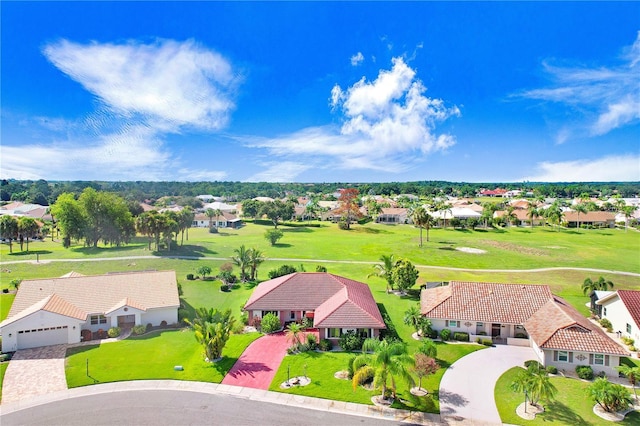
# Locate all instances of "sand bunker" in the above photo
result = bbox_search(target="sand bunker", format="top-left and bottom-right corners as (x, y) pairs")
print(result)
(456, 247), (487, 254)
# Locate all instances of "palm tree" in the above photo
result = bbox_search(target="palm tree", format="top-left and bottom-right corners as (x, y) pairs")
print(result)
(0, 215), (18, 253)
(510, 366), (557, 408)
(285, 322), (304, 347)
(247, 248), (265, 281)
(17, 217), (39, 252)
(185, 308), (236, 362)
(231, 244), (251, 281)
(411, 206), (429, 247)
(352, 338), (414, 400)
(574, 203), (588, 229)
(206, 208), (215, 230)
(179, 207), (195, 244)
(617, 364), (640, 402)
(587, 377), (633, 413)
(582, 276), (614, 295)
(527, 205), (539, 228)
(213, 209), (223, 229)
(403, 305), (423, 334)
(545, 202), (564, 231)
(368, 254), (396, 292)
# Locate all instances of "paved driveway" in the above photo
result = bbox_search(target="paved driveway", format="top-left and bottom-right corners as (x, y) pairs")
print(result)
(2, 345), (68, 403)
(439, 344), (536, 425)
(222, 332), (290, 390)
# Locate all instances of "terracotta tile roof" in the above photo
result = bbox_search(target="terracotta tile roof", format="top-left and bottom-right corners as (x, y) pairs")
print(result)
(421, 281), (552, 324)
(5, 270), (179, 322)
(104, 297), (147, 314)
(526, 296), (627, 355)
(245, 273), (385, 329)
(0, 294), (88, 327)
(563, 211), (616, 222)
(380, 208), (408, 215)
(617, 290), (640, 328)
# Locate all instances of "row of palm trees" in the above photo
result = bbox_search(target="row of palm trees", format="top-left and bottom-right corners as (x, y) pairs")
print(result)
(230, 244), (265, 282)
(135, 208), (195, 251)
(0, 215), (40, 253)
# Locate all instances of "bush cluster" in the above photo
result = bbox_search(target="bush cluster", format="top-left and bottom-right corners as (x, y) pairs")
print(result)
(524, 360), (544, 371)
(339, 330), (364, 352)
(260, 313), (281, 334)
(107, 327), (121, 338)
(476, 338), (493, 346)
(132, 324), (147, 335)
(453, 332), (469, 342)
(599, 318), (613, 332)
(186, 273), (194, 280)
(318, 339), (333, 351)
(439, 328), (451, 341)
(576, 365), (594, 380)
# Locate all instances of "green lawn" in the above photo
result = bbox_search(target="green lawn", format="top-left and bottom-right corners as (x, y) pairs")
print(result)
(1, 293), (15, 321)
(496, 367), (640, 425)
(65, 329), (261, 387)
(0, 361), (8, 403)
(269, 342), (485, 413)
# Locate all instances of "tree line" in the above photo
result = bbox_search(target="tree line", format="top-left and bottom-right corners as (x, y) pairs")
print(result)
(3, 178), (639, 205)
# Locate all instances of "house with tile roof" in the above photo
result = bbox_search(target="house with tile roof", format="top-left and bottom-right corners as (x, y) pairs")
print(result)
(0, 270), (180, 352)
(192, 211), (243, 229)
(596, 290), (640, 344)
(421, 281), (627, 376)
(376, 208), (409, 224)
(563, 211), (616, 228)
(244, 273), (386, 342)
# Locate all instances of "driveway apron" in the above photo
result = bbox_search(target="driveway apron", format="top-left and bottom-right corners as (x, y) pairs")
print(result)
(222, 332), (290, 390)
(439, 344), (536, 425)
(2, 344), (68, 403)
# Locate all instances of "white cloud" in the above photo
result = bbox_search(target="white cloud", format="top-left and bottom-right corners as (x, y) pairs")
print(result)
(2, 39), (238, 181)
(519, 32), (640, 138)
(245, 162), (311, 182)
(248, 57), (459, 175)
(521, 154), (640, 182)
(350, 52), (364, 66)
(43, 38), (239, 131)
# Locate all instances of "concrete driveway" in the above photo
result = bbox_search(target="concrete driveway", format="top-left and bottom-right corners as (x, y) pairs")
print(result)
(222, 332), (290, 390)
(1, 344), (68, 403)
(439, 344), (536, 425)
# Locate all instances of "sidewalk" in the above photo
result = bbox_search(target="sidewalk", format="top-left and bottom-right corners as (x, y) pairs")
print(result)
(0, 380), (450, 425)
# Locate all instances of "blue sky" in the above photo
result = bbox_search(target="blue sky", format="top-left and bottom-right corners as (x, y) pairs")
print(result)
(1, 1), (639, 183)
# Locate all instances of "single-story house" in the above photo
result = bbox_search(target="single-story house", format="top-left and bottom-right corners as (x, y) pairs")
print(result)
(422, 281), (627, 376)
(244, 272), (386, 342)
(0, 270), (180, 352)
(376, 208), (409, 224)
(192, 212), (243, 229)
(494, 209), (545, 226)
(596, 290), (640, 343)
(201, 201), (238, 212)
(564, 211), (616, 228)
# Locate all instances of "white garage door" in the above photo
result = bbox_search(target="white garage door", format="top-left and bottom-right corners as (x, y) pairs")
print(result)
(17, 326), (68, 349)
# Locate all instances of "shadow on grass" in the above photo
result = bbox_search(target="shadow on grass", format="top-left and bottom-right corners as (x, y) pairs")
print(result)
(378, 303), (401, 342)
(282, 227), (314, 233)
(180, 299), (196, 321)
(439, 247), (455, 251)
(6, 250), (53, 256)
(170, 244), (218, 257)
(394, 389), (439, 413)
(72, 244), (144, 255)
(454, 229), (472, 233)
(400, 289), (420, 302)
(438, 241), (455, 245)
(244, 281), (259, 290)
(273, 243), (293, 248)
(352, 227), (392, 234)
(536, 400), (590, 426)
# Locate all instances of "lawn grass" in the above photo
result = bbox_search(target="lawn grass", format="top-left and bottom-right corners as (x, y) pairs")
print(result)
(269, 342), (485, 413)
(1, 293), (15, 321)
(496, 367), (640, 425)
(0, 361), (8, 403)
(65, 329), (261, 387)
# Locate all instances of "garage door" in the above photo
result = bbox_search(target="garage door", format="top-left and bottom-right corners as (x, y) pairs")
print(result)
(17, 326), (68, 349)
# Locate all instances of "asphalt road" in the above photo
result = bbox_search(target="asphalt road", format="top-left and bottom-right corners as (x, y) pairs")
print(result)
(0, 390), (403, 426)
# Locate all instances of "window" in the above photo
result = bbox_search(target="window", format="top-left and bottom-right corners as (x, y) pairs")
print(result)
(448, 320), (458, 328)
(604, 308), (607, 316)
(593, 354), (604, 365)
(558, 351), (568, 362)
(290, 311), (296, 320)
(627, 323), (632, 334)
(90, 315), (107, 325)
(262, 310), (278, 318)
(328, 328), (341, 338)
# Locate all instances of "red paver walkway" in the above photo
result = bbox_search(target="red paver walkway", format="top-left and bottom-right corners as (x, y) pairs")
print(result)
(222, 332), (291, 389)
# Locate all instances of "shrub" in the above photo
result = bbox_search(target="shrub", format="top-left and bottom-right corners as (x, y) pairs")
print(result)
(428, 329), (439, 339)
(132, 324), (147, 335)
(146, 323), (153, 331)
(478, 331), (487, 336)
(261, 313), (281, 334)
(338, 219), (349, 230)
(178, 308), (189, 322)
(622, 337), (634, 346)
(319, 339), (333, 351)
(268, 264), (297, 279)
(186, 273), (194, 280)
(482, 339), (493, 346)
(546, 365), (558, 374)
(599, 318), (613, 332)
(576, 365), (594, 380)
(347, 356), (356, 379)
(315, 265), (327, 272)
(160, 320), (167, 327)
(439, 328), (451, 341)
(249, 316), (261, 329)
(453, 332), (470, 342)
(240, 311), (248, 325)
(2, 289), (8, 294)
(339, 330), (364, 352)
(306, 333), (318, 350)
(524, 360), (544, 371)
(515, 333), (527, 338)
(220, 284), (230, 292)
(107, 327), (121, 338)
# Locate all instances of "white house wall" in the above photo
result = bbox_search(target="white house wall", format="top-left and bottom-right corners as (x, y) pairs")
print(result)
(543, 349), (620, 377)
(142, 307), (178, 326)
(1, 311), (82, 352)
(600, 297), (640, 342)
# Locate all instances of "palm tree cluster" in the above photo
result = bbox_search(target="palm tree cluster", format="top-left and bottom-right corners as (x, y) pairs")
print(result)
(581, 276), (614, 295)
(587, 377), (633, 413)
(231, 244), (265, 281)
(185, 307), (236, 362)
(0, 215), (40, 253)
(510, 363), (558, 408)
(135, 207), (194, 252)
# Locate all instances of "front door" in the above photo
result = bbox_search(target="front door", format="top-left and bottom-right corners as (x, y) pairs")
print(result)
(118, 315), (135, 327)
(491, 323), (501, 337)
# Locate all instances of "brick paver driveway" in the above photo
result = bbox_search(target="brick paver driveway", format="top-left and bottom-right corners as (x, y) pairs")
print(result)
(2, 344), (68, 403)
(221, 332), (290, 390)
(439, 344), (536, 424)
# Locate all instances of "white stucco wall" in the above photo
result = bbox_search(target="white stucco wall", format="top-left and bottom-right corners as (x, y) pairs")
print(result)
(1, 311), (82, 352)
(601, 297), (640, 343)
(141, 307), (178, 326)
(544, 349), (621, 377)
